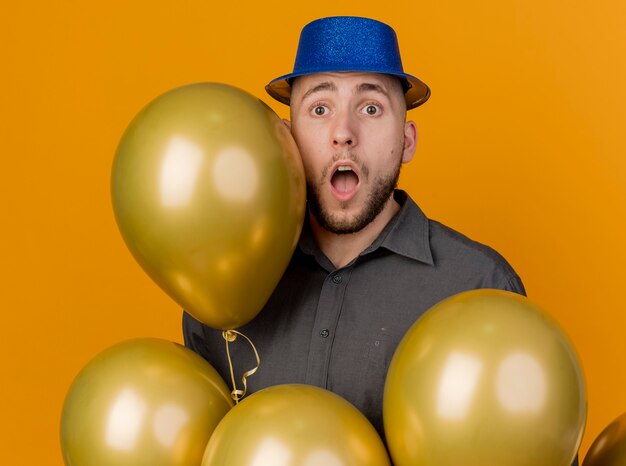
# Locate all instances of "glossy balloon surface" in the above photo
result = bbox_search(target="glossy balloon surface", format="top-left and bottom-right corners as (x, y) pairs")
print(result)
(583, 412), (626, 466)
(111, 83), (306, 329)
(384, 289), (586, 466)
(202, 384), (391, 466)
(61, 338), (233, 465)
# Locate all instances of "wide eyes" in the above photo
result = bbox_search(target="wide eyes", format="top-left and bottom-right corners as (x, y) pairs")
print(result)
(362, 104), (381, 116)
(312, 105), (329, 116)
(309, 103), (382, 117)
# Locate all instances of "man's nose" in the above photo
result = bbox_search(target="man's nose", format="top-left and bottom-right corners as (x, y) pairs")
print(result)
(331, 111), (357, 147)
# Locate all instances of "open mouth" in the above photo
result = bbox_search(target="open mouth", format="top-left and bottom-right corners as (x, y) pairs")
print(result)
(330, 164), (360, 199)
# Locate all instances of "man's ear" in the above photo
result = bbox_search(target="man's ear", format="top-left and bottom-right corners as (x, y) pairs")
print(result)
(283, 118), (291, 130)
(402, 120), (417, 163)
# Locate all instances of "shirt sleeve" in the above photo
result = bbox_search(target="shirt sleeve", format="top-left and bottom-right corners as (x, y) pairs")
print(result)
(182, 310), (201, 351)
(503, 274), (526, 297)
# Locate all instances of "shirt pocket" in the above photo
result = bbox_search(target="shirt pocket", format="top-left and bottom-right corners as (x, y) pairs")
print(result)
(366, 331), (392, 369)
(354, 331), (394, 435)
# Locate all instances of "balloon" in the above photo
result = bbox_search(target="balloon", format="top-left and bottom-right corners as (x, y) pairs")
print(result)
(384, 289), (586, 466)
(583, 412), (626, 466)
(202, 384), (391, 465)
(111, 83), (306, 330)
(61, 338), (234, 466)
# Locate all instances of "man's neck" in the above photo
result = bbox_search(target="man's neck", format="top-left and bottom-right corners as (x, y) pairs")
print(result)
(310, 195), (401, 269)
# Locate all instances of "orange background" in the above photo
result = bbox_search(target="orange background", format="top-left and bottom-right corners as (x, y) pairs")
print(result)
(2, 0), (625, 463)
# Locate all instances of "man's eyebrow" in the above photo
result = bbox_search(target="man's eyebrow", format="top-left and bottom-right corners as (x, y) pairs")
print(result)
(300, 81), (337, 101)
(356, 82), (389, 97)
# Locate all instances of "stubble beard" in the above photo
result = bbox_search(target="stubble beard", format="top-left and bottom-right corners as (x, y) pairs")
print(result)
(306, 147), (403, 235)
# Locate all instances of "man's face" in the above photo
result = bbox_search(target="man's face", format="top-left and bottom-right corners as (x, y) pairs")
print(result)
(289, 72), (417, 234)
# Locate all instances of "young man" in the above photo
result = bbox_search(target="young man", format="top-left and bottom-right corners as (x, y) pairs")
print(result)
(184, 16), (525, 440)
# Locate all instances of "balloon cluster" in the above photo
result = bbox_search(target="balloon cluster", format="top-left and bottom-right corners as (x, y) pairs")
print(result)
(61, 83), (312, 465)
(61, 83), (592, 466)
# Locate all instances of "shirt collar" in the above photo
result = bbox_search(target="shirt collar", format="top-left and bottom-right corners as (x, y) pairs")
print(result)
(298, 190), (434, 266)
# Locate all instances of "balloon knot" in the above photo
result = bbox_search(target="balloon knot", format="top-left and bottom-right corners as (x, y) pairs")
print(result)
(222, 330), (237, 343)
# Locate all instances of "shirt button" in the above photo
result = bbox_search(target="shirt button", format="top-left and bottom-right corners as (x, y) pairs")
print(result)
(320, 329), (330, 338)
(332, 275), (342, 284)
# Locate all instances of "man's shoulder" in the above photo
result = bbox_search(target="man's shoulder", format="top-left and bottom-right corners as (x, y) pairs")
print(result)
(428, 219), (510, 265)
(425, 218), (525, 294)
(389, 191), (522, 290)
